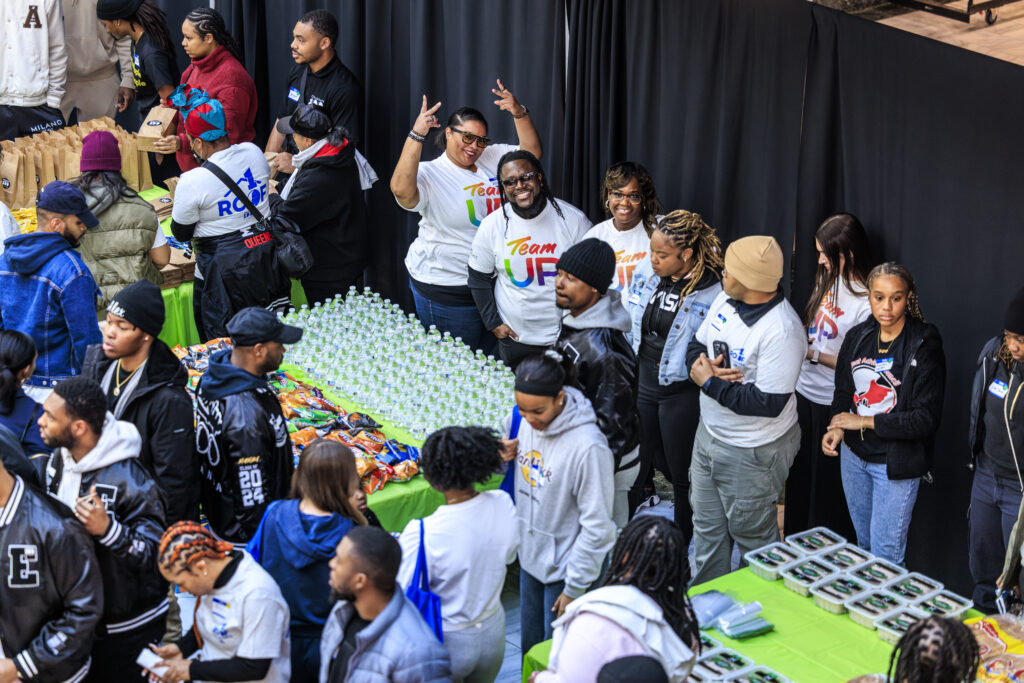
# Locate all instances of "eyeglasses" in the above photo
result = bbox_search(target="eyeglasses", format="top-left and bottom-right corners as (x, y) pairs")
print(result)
(449, 126), (490, 148)
(500, 171), (540, 189)
(609, 190), (642, 205)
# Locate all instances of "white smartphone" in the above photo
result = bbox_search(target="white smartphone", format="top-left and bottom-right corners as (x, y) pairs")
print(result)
(136, 648), (168, 677)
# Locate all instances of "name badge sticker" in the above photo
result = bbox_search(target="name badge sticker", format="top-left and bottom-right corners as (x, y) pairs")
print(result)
(875, 357), (894, 372)
(628, 291), (642, 306)
(287, 87), (301, 102)
(990, 378), (1010, 400)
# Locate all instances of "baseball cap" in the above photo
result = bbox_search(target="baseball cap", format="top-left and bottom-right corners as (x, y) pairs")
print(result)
(276, 104), (333, 140)
(226, 307), (303, 346)
(36, 181), (99, 228)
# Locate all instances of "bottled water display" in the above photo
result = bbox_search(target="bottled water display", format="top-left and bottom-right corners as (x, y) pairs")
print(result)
(282, 287), (515, 440)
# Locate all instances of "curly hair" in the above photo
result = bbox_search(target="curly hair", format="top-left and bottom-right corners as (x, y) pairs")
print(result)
(421, 426), (502, 491)
(886, 615), (979, 683)
(53, 378), (107, 436)
(867, 262), (925, 322)
(601, 161), (663, 236)
(655, 210), (723, 298)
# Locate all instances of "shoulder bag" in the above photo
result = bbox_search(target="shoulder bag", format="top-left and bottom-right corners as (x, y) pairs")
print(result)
(405, 518), (445, 642)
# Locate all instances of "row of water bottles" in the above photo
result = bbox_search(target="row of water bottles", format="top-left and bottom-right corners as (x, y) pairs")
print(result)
(281, 287), (516, 439)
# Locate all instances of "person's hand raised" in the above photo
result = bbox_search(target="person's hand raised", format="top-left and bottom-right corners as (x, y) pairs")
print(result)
(412, 95), (442, 138)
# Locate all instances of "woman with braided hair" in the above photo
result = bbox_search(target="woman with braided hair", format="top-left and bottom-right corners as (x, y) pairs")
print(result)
(150, 521), (291, 682)
(823, 262), (946, 565)
(532, 516), (699, 683)
(396, 426), (518, 683)
(885, 615), (979, 683)
(624, 210), (722, 537)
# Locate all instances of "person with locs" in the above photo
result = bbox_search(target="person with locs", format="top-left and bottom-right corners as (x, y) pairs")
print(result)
(152, 7), (256, 173)
(625, 211), (723, 539)
(151, 522), (291, 683)
(247, 440), (369, 683)
(686, 235), (806, 584)
(0, 331), (48, 474)
(39, 378), (168, 682)
(195, 307), (299, 546)
(266, 9), (364, 173)
(823, 263), (946, 566)
(786, 214), (873, 539)
(81, 280), (197, 524)
(533, 516), (700, 683)
(0, 0), (67, 141)
(506, 352), (616, 653)
(321, 526), (452, 683)
(586, 162), (664, 301)
(468, 151), (591, 367)
(273, 104), (369, 305)
(970, 287), (1024, 612)
(392, 84), (542, 355)
(0, 451), (103, 683)
(168, 88), (289, 340)
(73, 130), (170, 311)
(0, 181), (101, 402)
(554, 238), (640, 530)
(396, 426), (518, 683)
(62, 0), (134, 123)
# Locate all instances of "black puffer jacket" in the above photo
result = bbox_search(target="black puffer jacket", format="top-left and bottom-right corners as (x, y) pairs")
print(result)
(1, 475), (103, 683)
(44, 416), (168, 635)
(968, 335), (1024, 468)
(556, 291), (640, 470)
(82, 340), (198, 523)
(831, 316), (946, 480)
(274, 139), (368, 285)
(194, 349), (293, 544)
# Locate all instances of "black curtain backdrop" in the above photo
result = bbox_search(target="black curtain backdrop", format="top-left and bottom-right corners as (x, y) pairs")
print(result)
(796, 5), (1024, 593)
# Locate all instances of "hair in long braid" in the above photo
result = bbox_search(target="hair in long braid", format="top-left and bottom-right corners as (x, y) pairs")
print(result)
(496, 150), (562, 234)
(602, 516), (701, 654)
(123, 0), (174, 55)
(185, 8), (243, 63)
(886, 615), (979, 683)
(158, 521), (233, 571)
(867, 262), (925, 322)
(601, 161), (663, 236)
(655, 210), (723, 298)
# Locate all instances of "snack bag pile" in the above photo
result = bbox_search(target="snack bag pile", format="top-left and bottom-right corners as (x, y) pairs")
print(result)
(172, 338), (233, 390)
(968, 615), (1024, 682)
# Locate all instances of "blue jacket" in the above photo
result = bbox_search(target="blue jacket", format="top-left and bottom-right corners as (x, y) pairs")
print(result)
(0, 387), (47, 458)
(0, 233), (101, 387)
(319, 586), (452, 683)
(625, 259), (722, 385)
(247, 499), (355, 633)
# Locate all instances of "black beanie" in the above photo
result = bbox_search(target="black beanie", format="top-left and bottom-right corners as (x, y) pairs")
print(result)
(597, 656), (669, 683)
(107, 280), (165, 336)
(96, 0), (145, 20)
(556, 238), (616, 294)
(1006, 287), (1024, 335)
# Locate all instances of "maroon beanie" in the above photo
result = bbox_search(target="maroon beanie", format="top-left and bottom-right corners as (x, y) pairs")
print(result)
(80, 131), (122, 172)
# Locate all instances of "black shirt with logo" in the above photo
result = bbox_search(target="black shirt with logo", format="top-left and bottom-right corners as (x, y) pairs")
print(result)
(843, 327), (908, 463)
(131, 33), (180, 115)
(278, 56), (364, 147)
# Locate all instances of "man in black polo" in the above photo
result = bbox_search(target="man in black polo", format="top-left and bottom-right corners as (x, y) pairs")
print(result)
(265, 9), (363, 175)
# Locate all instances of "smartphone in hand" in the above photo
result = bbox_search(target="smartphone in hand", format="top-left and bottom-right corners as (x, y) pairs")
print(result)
(712, 340), (731, 368)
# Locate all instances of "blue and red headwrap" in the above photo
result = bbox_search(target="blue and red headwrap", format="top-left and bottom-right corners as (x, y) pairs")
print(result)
(168, 84), (227, 142)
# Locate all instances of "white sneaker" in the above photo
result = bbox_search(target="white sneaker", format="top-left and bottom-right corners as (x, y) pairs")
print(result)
(633, 494), (662, 515)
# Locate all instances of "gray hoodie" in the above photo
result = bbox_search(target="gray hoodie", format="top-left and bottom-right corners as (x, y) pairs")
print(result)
(505, 386), (615, 597)
(560, 289), (631, 333)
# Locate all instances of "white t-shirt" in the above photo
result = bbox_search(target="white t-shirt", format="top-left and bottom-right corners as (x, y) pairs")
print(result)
(403, 144), (518, 287)
(194, 552), (291, 683)
(586, 218), (659, 301)
(694, 292), (807, 448)
(468, 199), (591, 345)
(171, 143), (271, 239)
(396, 491), (518, 628)
(796, 281), (871, 404)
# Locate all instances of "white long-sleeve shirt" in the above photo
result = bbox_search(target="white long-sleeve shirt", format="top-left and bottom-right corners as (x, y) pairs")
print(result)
(0, 0), (68, 108)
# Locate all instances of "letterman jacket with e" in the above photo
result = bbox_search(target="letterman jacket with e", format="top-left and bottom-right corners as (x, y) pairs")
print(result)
(0, 475), (103, 683)
(45, 415), (168, 636)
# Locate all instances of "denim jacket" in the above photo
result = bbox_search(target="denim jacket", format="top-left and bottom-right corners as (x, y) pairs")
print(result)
(625, 259), (722, 385)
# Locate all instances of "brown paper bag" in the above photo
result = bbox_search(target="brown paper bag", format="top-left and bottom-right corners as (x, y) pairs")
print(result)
(19, 149), (36, 207)
(38, 145), (56, 187)
(0, 148), (21, 207)
(122, 135), (141, 190)
(164, 176), (179, 199)
(137, 106), (177, 153)
(138, 139), (153, 191)
(63, 149), (82, 183)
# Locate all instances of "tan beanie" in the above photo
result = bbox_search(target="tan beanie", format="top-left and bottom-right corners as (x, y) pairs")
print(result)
(724, 236), (783, 292)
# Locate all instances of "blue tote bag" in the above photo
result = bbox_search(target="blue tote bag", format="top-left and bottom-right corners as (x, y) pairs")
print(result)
(405, 519), (444, 642)
(499, 405), (522, 500)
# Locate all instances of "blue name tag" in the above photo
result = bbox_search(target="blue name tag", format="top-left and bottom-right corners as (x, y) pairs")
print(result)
(990, 378), (1010, 399)
(287, 87), (300, 102)
(628, 291), (642, 305)
(875, 357), (894, 372)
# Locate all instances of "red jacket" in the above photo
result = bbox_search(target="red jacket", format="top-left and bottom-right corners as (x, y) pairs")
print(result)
(174, 46), (257, 171)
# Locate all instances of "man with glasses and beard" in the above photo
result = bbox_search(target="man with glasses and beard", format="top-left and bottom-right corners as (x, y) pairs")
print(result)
(321, 526), (451, 682)
(0, 181), (101, 402)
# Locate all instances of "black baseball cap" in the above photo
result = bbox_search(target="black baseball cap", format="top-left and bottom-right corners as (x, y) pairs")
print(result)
(226, 307), (303, 346)
(37, 181), (99, 228)
(276, 104), (333, 140)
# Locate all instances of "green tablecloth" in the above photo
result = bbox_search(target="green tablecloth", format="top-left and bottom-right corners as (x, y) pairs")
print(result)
(521, 567), (984, 682)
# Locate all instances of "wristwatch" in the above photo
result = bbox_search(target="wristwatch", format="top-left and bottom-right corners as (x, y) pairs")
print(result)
(810, 350), (820, 365)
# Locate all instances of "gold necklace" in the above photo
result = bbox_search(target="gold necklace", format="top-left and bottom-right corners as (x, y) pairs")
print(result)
(876, 327), (897, 355)
(113, 360), (140, 396)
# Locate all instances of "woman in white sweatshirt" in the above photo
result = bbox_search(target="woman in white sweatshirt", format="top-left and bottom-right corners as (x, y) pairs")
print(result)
(508, 351), (616, 654)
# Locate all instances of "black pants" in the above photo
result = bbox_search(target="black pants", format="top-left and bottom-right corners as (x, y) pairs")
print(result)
(969, 462), (1023, 611)
(290, 630), (323, 683)
(498, 337), (549, 369)
(301, 274), (362, 307)
(629, 359), (700, 539)
(783, 392), (856, 539)
(0, 104), (65, 141)
(86, 616), (166, 682)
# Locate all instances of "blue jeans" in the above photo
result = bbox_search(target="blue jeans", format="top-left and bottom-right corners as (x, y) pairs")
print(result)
(520, 570), (565, 654)
(409, 280), (496, 355)
(840, 444), (921, 565)
(969, 462), (1023, 611)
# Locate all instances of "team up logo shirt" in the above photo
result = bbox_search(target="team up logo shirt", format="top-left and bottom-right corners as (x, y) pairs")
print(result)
(469, 200), (592, 346)
(587, 218), (658, 308)
(796, 282), (871, 404)
(403, 143), (519, 287)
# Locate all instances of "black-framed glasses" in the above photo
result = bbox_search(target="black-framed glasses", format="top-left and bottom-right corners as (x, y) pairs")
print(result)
(500, 171), (540, 189)
(609, 190), (642, 205)
(450, 126), (490, 148)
